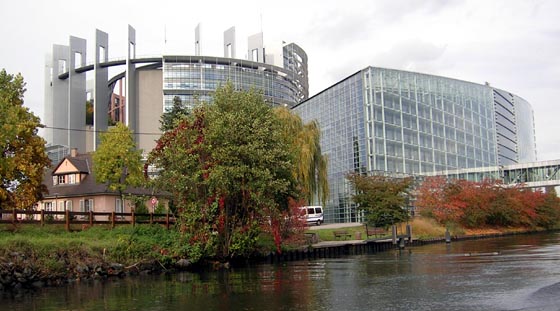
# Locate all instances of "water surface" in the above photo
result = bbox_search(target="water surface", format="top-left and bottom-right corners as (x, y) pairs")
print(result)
(3, 232), (560, 310)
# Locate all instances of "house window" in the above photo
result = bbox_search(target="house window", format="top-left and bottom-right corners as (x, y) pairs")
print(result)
(64, 200), (73, 211)
(44, 202), (53, 211)
(115, 198), (123, 214)
(58, 175), (65, 184)
(68, 174), (76, 184)
(80, 199), (94, 212)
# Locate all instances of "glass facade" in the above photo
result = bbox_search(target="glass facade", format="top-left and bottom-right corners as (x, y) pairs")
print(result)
(162, 55), (307, 112)
(294, 67), (535, 223)
(492, 89), (537, 165)
(513, 94), (537, 163)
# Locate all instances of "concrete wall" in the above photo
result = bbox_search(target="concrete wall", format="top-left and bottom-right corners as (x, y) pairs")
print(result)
(223, 26), (236, 58)
(47, 45), (70, 147)
(93, 29), (109, 150)
(68, 36), (87, 152)
(136, 69), (163, 153)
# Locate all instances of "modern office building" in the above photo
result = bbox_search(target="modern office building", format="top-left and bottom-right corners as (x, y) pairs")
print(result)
(43, 25), (308, 154)
(293, 67), (537, 223)
(44, 25), (539, 224)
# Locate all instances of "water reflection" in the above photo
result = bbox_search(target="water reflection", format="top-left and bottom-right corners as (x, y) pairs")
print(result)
(2, 232), (560, 310)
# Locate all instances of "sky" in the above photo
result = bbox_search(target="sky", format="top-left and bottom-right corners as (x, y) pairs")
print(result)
(1, 0), (559, 161)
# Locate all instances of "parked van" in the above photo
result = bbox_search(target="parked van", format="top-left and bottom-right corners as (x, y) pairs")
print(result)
(300, 206), (323, 226)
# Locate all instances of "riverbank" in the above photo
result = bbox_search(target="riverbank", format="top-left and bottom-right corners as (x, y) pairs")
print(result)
(0, 224), (192, 292)
(0, 221), (555, 292)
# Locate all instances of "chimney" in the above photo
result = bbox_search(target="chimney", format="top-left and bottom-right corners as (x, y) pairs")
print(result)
(70, 148), (78, 157)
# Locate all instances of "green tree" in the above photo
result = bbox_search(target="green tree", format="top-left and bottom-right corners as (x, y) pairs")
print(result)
(92, 122), (144, 203)
(160, 96), (189, 132)
(347, 173), (412, 228)
(274, 107), (329, 206)
(148, 84), (297, 260)
(0, 69), (51, 209)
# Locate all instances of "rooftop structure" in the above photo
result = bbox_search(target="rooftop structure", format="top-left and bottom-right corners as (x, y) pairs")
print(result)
(43, 25), (309, 153)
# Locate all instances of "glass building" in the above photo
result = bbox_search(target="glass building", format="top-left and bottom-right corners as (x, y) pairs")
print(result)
(44, 25), (309, 153)
(293, 67), (537, 223)
(162, 51), (307, 111)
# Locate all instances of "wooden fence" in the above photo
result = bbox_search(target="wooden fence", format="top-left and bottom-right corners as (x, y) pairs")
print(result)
(0, 209), (175, 231)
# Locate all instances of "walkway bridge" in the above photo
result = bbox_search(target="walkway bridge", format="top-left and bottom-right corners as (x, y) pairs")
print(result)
(427, 159), (560, 189)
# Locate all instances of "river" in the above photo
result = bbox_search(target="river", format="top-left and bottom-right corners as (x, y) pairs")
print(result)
(2, 232), (560, 310)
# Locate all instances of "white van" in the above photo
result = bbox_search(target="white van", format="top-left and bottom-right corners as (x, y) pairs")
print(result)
(300, 206), (324, 226)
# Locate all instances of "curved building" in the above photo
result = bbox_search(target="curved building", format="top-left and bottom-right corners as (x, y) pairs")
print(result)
(293, 67), (537, 223)
(43, 25), (309, 153)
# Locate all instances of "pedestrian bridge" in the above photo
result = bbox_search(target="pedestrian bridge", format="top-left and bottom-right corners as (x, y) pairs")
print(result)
(426, 159), (560, 189)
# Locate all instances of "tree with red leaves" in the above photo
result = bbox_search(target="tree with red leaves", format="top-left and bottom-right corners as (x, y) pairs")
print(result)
(416, 176), (560, 229)
(146, 84), (299, 261)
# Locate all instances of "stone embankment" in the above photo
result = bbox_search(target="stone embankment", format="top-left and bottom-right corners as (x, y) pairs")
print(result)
(0, 251), (192, 292)
(1, 228), (552, 293)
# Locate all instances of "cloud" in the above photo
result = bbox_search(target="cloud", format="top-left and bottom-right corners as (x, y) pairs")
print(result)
(372, 40), (447, 72)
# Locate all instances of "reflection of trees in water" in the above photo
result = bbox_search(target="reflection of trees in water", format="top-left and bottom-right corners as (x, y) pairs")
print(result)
(8, 233), (560, 310)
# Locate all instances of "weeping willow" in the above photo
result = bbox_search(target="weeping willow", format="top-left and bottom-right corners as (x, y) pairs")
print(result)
(274, 107), (329, 206)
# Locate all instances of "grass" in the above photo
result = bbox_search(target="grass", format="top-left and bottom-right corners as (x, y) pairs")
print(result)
(304, 217), (465, 242)
(307, 226), (391, 242)
(0, 224), (181, 267)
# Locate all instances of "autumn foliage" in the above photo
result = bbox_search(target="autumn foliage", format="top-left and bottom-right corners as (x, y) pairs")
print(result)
(416, 176), (560, 229)
(146, 84), (307, 261)
(1, 69), (50, 209)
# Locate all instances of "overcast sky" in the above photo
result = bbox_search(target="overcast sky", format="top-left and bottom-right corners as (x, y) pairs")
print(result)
(1, 0), (559, 161)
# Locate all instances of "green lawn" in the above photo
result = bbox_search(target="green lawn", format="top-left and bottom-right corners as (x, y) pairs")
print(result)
(306, 226), (392, 242)
(0, 224), (181, 267)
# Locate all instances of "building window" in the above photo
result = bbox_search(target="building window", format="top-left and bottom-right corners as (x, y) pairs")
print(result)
(64, 200), (72, 211)
(74, 52), (82, 68)
(44, 202), (53, 211)
(58, 59), (67, 73)
(80, 199), (94, 212)
(115, 198), (123, 214)
(58, 175), (65, 184)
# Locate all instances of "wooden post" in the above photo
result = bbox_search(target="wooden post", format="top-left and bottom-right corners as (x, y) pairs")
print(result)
(445, 228), (451, 243)
(111, 212), (115, 229)
(89, 210), (93, 226)
(40, 210), (45, 226)
(150, 212), (153, 225)
(131, 211), (135, 227)
(65, 210), (70, 231)
(12, 209), (16, 225)
(166, 211), (170, 230)
(406, 224), (412, 242)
